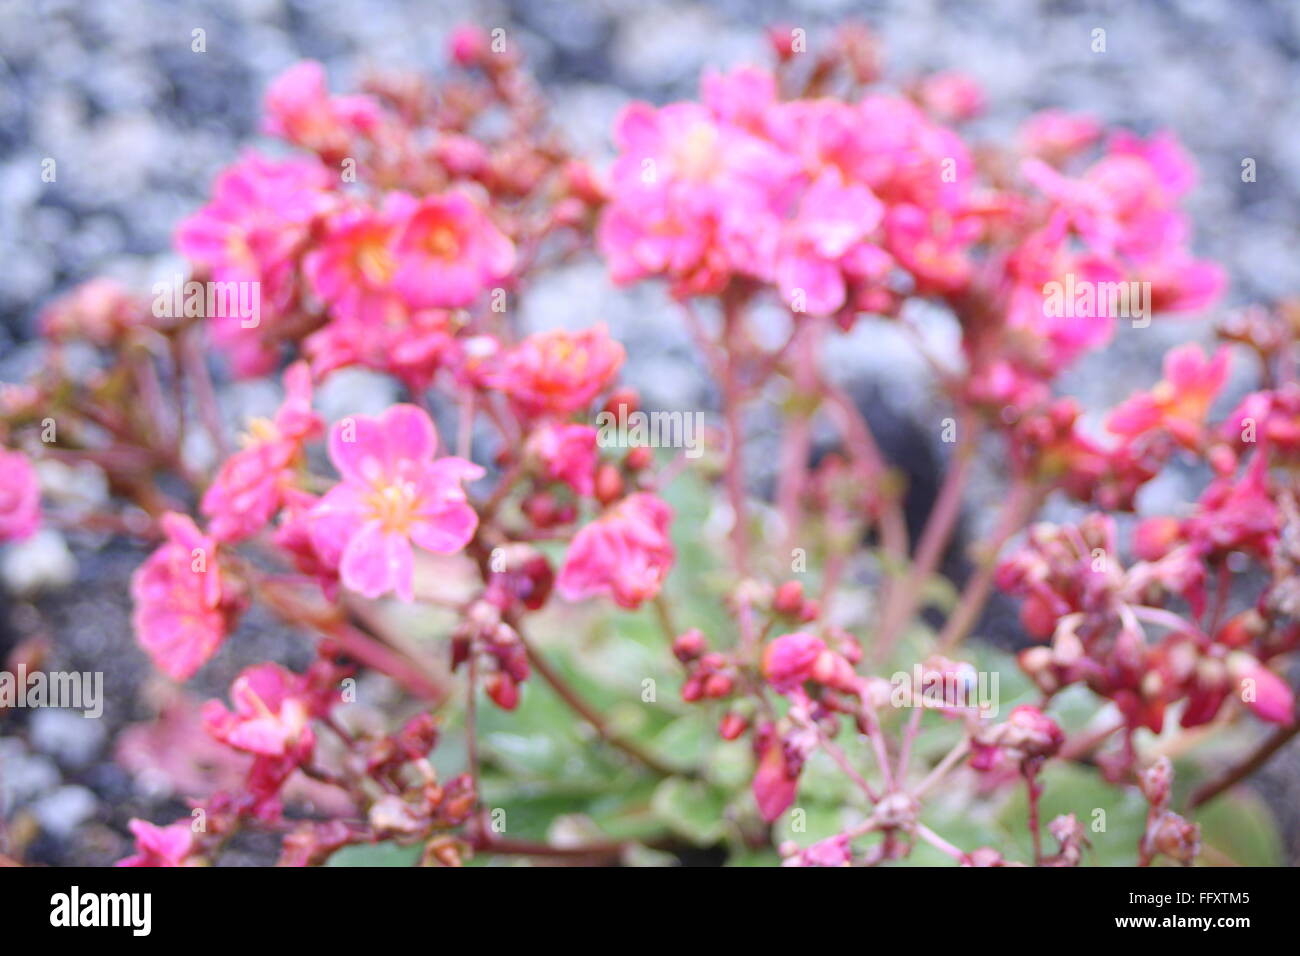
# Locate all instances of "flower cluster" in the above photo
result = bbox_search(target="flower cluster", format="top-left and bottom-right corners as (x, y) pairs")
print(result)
(2, 23), (1294, 870)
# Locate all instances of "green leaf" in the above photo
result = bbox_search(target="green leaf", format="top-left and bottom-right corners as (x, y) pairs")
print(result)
(327, 842), (421, 867)
(651, 777), (729, 846)
(1195, 790), (1282, 866)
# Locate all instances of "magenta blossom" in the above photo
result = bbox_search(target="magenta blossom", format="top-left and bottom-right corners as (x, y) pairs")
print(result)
(391, 191), (515, 309)
(203, 663), (317, 760)
(309, 404), (483, 602)
(557, 492), (674, 609)
(0, 448), (40, 541)
(201, 361), (323, 542)
(526, 422), (599, 497)
(131, 513), (235, 681)
(263, 60), (381, 156)
(762, 632), (827, 692)
(116, 819), (199, 867)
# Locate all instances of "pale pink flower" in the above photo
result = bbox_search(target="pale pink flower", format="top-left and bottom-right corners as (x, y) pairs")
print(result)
(915, 71), (986, 122)
(391, 191), (515, 309)
(701, 66), (778, 130)
(116, 819), (198, 867)
(309, 405), (483, 602)
(1018, 110), (1101, 160)
(131, 513), (233, 681)
(0, 448), (41, 542)
(263, 61), (381, 156)
(493, 325), (625, 418)
(201, 362), (323, 542)
(557, 492), (674, 609)
(39, 278), (144, 346)
(526, 422), (598, 497)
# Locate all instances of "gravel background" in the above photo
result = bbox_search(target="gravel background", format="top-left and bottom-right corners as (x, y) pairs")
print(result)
(2, 0), (1298, 865)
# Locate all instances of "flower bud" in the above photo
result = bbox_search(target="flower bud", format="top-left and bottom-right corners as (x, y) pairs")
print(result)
(594, 463), (624, 505)
(772, 580), (805, 616)
(1215, 609), (1265, 649)
(672, 628), (706, 662)
(1138, 756), (1173, 809)
(486, 672), (520, 711)
(1133, 516), (1183, 561)
(625, 445), (653, 471)
(718, 712), (748, 741)
(762, 632), (826, 691)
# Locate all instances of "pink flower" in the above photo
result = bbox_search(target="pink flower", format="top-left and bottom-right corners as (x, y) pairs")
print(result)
(1018, 110), (1101, 160)
(762, 632), (826, 692)
(526, 422), (598, 497)
(274, 489), (340, 600)
(116, 819), (198, 867)
(131, 513), (234, 681)
(782, 834), (853, 867)
(306, 307), (457, 394)
(971, 705), (1063, 772)
(201, 362), (323, 542)
(1228, 654), (1295, 725)
(203, 663), (316, 760)
(1223, 384), (1300, 457)
(0, 448), (41, 542)
(304, 193), (415, 325)
(752, 723), (803, 822)
(309, 405), (483, 602)
(884, 202), (974, 294)
(915, 71), (985, 122)
(701, 66), (779, 129)
(448, 24), (490, 66)
(775, 172), (885, 314)
(1184, 452), (1279, 559)
(391, 191), (515, 309)
(39, 278), (144, 346)
(493, 325), (625, 418)
(175, 151), (331, 375)
(1107, 344), (1230, 448)
(557, 492), (674, 609)
(263, 61), (381, 157)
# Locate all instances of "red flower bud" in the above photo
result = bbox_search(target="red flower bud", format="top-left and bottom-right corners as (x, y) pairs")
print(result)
(486, 673), (520, 711)
(772, 580), (805, 616)
(718, 712), (748, 741)
(672, 628), (706, 662)
(625, 445), (653, 471)
(594, 463), (624, 505)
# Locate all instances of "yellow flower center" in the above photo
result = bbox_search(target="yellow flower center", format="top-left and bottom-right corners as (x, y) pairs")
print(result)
(424, 223), (461, 261)
(357, 239), (397, 284)
(367, 480), (419, 532)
